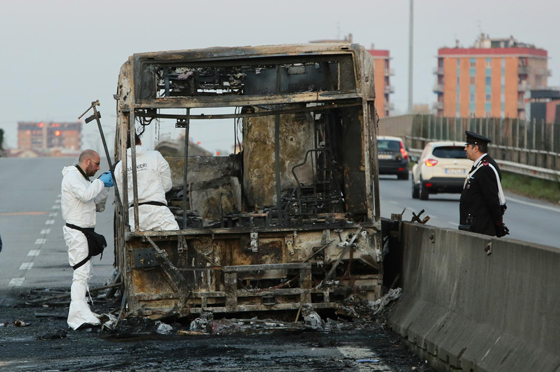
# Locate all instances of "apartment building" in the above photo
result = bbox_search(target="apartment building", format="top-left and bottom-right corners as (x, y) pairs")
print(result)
(18, 121), (81, 154)
(434, 35), (550, 119)
(367, 46), (394, 118)
(311, 35), (394, 118)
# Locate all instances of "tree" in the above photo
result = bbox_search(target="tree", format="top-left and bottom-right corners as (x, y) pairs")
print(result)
(0, 128), (4, 150)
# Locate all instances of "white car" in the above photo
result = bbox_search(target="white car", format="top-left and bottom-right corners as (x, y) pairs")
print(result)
(411, 141), (471, 200)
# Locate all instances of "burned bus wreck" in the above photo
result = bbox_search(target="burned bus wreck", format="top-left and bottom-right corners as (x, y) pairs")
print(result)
(113, 44), (382, 319)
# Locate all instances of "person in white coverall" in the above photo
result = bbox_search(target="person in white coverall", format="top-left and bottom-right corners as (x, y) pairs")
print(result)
(114, 134), (179, 231)
(61, 149), (113, 330)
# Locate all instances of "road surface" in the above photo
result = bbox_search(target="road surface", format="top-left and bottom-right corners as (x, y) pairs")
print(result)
(379, 173), (560, 248)
(0, 157), (431, 372)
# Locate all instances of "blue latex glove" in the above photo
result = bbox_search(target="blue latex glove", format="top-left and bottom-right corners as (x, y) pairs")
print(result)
(99, 171), (114, 187)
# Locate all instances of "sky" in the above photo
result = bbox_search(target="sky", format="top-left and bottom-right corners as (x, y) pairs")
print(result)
(1, 0), (558, 154)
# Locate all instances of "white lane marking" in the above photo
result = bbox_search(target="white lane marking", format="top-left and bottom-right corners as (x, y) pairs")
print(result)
(389, 201), (400, 206)
(55, 199), (61, 203)
(41, 229), (51, 234)
(52, 205), (60, 210)
(28, 250), (41, 257)
(57, 194), (61, 197)
(507, 196), (560, 213)
(45, 220), (55, 225)
(9, 278), (25, 287)
(35, 238), (46, 245)
(337, 346), (392, 371)
(20, 263), (34, 270)
(49, 212), (58, 217)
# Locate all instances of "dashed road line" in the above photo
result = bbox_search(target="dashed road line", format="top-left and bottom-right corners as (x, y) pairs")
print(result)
(35, 238), (47, 245)
(28, 250), (41, 257)
(9, 278), (25, 287)
(0, 211), (46, 216)
(41, 229), (51, 234)
(19, 263), (34, 270)
(49, 212), (58, 217)
(52, 205), (60, 209)
(45, 220), (55, 225)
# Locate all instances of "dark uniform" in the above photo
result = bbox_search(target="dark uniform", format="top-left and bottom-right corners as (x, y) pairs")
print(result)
(459, 131), (506, 236)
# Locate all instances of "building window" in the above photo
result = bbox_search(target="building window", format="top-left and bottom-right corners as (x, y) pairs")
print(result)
(485, 112), (492, 118)
(470, 58), (476, 68)
(470, 94), (475, 102)
(485, 77), (491, 85)
(470, 76), (476, 85)
(457, 59), (461, 66)
(486, 94), (491, 102)
(485, 58), (492, 68)
(457, 77), (460, 84)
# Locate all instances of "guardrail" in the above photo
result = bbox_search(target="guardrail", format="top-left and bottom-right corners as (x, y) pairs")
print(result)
(379, 114), (560, 182)
(407, 145), (560, 181)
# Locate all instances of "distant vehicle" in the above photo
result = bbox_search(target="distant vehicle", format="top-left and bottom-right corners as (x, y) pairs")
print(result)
(411, 141), (470, 200)
(377, 136), (409, 180)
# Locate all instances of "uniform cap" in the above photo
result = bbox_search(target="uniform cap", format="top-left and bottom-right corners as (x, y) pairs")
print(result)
(465, 131), (491, 146)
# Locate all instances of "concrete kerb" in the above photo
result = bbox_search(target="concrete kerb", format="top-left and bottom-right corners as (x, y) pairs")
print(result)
(388, 223), (560, 372)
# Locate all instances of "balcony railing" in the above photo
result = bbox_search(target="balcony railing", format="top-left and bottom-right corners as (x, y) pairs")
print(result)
(535, 68), (552, 77)
(518, 82), (528, 91)
(385, 85), (395, 93)
(518, 66), (530, 75)
(384, 68), (395, 76)
(433, 67), (444, 75)
(433, 84), (444, 93)
(432, 102), (444, 110)
(517, 101), (526, 109)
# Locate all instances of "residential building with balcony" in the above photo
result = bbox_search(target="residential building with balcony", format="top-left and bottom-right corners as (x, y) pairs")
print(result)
(367, 46), (394, 118)
(17, 121), (82, 156)
(310, 35), (394, 118)
(434, 34), (550, 119)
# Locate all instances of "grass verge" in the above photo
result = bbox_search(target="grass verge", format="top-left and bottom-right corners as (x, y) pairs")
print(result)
(502, 171), (560, 204)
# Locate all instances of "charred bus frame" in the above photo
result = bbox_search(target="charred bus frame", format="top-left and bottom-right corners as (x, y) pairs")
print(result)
(113, 44), (382, 319)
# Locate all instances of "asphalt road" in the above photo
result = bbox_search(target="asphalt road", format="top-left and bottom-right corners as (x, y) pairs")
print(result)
(379, 173), (560, 249)
(0, 157), (115, 301)
(0, 158), (432, 372)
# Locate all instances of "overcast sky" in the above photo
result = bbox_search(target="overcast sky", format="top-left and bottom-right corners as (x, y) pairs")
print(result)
(1, 0), (558, 153)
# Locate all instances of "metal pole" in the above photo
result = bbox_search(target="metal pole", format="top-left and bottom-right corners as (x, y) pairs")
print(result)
(79, 100), (123, 209)
(275, 66), (283, 224)
(408, 0), (414, 113)
(129, 116), (139, 232)
(183, 109), (190, 230)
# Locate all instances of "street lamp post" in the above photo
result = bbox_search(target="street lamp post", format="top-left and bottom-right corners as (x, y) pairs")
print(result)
(408, 0), (414, 114)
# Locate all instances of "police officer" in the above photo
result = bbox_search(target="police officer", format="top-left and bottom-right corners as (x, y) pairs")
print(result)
(459, 131), (509, 237)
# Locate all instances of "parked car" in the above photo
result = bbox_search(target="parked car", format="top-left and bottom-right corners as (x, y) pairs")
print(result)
(411, 141), (471, 200)
(377, 136), (409, 180)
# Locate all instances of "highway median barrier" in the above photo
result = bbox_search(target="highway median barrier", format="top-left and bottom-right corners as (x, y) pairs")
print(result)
(388, 223), (560, 372)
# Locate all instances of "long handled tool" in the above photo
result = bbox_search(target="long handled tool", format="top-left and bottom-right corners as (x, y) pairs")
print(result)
(78, 100), (122, 208)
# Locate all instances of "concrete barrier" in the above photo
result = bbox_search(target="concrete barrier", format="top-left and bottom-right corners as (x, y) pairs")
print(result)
(388, 223), (560, 372)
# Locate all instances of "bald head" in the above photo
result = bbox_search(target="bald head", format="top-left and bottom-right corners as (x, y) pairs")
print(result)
(78, 149), (101, 177)
(79, 149), (98, 163)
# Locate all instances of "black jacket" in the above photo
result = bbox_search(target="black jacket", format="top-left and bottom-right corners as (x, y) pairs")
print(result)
(460, 154), (503, 236)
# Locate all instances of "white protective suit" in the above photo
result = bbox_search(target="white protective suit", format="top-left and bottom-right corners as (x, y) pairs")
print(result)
(61, 165), (109, 330)
(114, 145), (179, 231)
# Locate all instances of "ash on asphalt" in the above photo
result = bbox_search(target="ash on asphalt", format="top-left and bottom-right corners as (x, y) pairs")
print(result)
(0, 288), (433, 372)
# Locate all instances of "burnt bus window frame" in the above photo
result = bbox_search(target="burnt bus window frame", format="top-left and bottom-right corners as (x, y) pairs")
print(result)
(133, 54), (357, 103)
